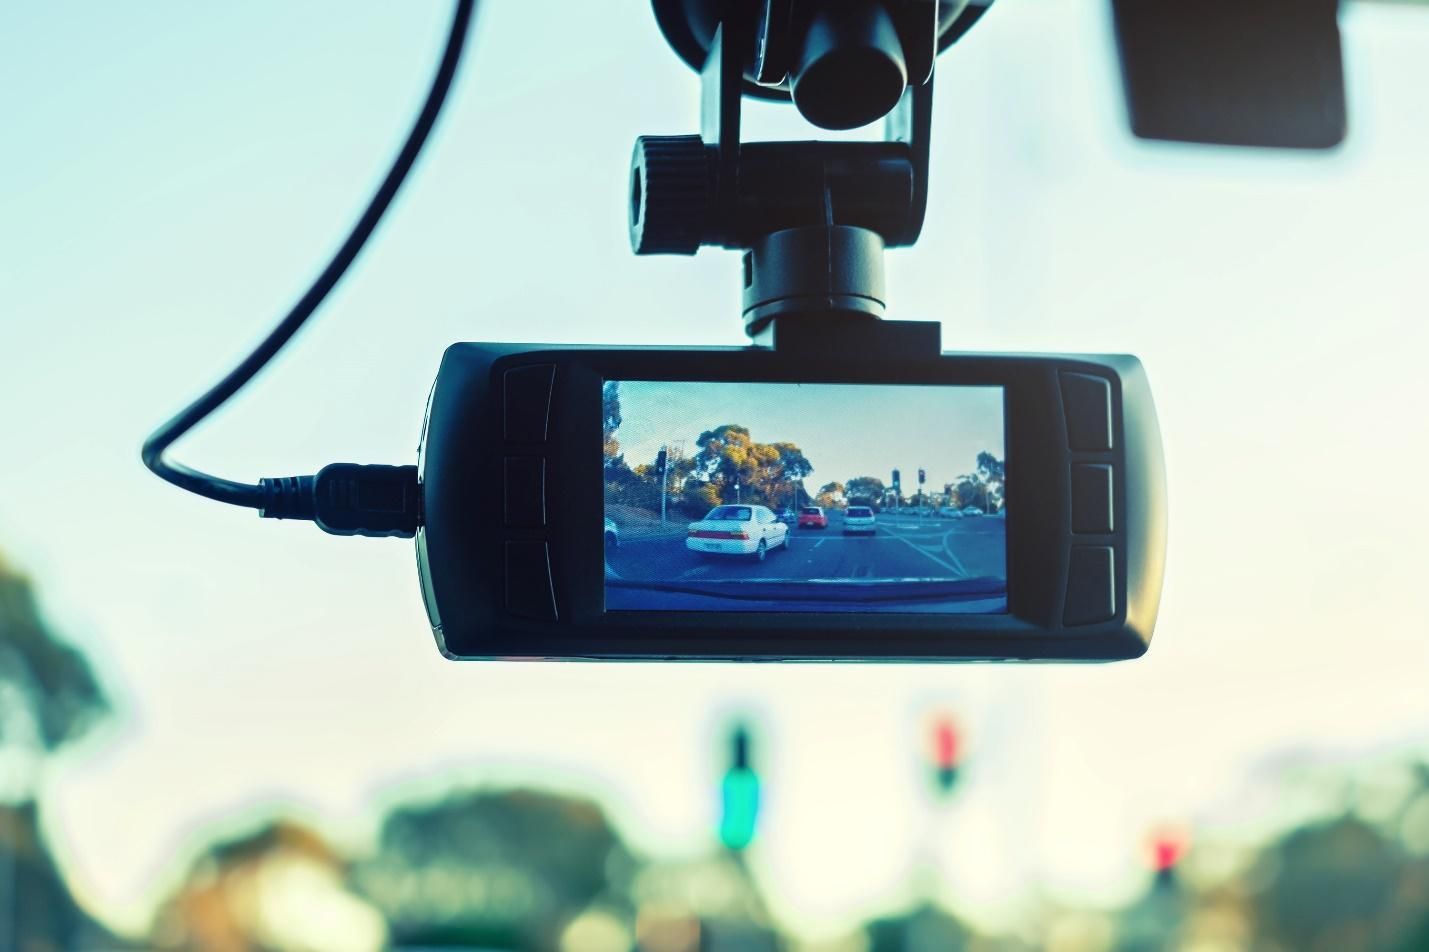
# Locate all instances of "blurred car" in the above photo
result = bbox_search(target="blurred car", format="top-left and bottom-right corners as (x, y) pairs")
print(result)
(843, 506), (876, 535)
(961, 506), (983, 517)
(993, 507), (1005, 518)
(938, 508), (962, 519)
(604, 517), (619, 548)
(686, 505), (789, 561)
(778, 508), (797, 525)
(797, 506), (828, 529)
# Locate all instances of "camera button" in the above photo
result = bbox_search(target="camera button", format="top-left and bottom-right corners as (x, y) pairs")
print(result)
(1064, 545), (1116, 626)
(1071, 464), (1114, 534)
(1060, 372), (1113, 451)
(505, 541), (557, 621)
(503, 364), (555, 442)
(504, 457), (547, 527)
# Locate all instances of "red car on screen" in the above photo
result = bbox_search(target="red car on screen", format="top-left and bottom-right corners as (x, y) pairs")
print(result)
(798, 506), (828, 529)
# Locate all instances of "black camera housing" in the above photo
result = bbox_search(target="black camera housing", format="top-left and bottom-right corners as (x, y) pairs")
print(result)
(416, 323), (1166, 662)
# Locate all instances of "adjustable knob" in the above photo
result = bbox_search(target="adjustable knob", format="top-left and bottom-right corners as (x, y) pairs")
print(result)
(629, 135), (713, 255)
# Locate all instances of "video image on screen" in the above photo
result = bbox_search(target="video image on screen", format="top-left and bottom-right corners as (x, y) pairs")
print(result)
(603, 381), (1007, 613)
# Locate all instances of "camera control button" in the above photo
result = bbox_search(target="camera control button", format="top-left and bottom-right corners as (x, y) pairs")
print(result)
(503, 364), (555, 442)
(504, 457), (546, 527)
(1060, 372), (1113, 451)
(1071, 464), (1114, 534)
(505, 541), (557, 621)
(1064, 545), (1116, 626)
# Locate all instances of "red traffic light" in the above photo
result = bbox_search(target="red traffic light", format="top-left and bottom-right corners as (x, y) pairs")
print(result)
(1145, 823), (1190, 872)
(932, 717), (960, 769)
(927, 715), (963, 794)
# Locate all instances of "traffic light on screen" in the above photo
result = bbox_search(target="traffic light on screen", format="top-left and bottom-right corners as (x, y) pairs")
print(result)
(656, 448), (668, 476)
(720, 725), (760, 850)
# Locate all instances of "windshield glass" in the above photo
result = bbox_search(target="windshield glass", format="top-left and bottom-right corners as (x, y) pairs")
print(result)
(4, 2), (1428, 948)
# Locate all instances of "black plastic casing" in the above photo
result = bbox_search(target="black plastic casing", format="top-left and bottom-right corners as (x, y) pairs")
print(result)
(416, 343), (1166, 662)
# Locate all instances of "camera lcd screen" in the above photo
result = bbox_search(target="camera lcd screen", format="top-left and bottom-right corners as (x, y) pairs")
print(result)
(603, 381), (1008, 614)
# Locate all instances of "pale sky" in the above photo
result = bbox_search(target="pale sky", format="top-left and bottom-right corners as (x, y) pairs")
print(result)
(613, 381), (1004, 492)
(2, 0), (1428, 940)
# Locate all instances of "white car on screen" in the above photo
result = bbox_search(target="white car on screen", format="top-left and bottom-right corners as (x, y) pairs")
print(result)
(686, 505), (789, 561)
(843, 505), (877, 534)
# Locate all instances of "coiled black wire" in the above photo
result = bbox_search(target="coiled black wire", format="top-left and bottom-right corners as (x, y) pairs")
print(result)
(142, 0), (476, 507)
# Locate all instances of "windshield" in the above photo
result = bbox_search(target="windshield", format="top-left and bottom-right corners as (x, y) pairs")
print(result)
(847, 507), (873, 517)
(800, 507), (821, 515)
(4, 2), (1429, 949)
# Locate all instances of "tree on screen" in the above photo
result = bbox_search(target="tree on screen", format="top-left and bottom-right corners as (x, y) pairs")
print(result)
(976, 451), (1004, 484)
(844, 476), (887, 509)
(976, 452), (1005, 511)
(815, 482), (846, 508)
(689, 425), (814, 508)
(602, 382), (625, 471)
(769, 443), (812, 508)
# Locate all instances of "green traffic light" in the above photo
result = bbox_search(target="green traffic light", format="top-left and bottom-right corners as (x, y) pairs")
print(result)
(720, 766), (760, 850)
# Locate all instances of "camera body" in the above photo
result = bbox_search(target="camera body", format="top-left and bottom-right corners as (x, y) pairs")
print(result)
(412, 5), (1170, 664)
(416, 322), (1165, 662)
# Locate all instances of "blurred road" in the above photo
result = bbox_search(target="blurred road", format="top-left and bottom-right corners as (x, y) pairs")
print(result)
(607, 510), (1006, 583)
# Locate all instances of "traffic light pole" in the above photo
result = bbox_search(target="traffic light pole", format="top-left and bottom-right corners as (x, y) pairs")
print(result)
(660, 445), (669, 525)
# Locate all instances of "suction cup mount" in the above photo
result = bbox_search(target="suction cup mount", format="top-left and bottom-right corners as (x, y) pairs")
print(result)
(630, 1), (995, 341)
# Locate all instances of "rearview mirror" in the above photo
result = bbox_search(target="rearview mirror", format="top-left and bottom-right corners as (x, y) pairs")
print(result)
(1111, 0), (1347, 149)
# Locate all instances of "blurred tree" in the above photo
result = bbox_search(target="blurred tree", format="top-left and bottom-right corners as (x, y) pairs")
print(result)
(0, 801), (116, 951)
(0, 550), (109, 796)
(0, 551), (113, 950)
(814, 481), (845, 508)
(357, 788), (637, 950)
(1250, 814), (1413, 952)
(151, 818), (386, 952)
